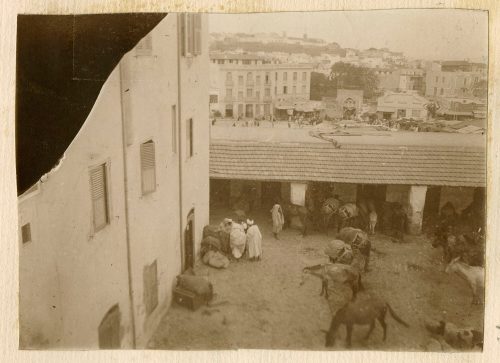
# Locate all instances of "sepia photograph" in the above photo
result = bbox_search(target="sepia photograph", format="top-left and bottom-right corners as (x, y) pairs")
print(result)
(15, 9), (488, 352)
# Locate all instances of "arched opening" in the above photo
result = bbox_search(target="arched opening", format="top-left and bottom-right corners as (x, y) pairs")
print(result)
(98, 304), (121, 349)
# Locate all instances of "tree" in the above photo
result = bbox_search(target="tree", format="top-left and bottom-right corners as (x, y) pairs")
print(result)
(310, 72), (337, 101)
(329, 62), (380, 100)
(470, 79), (487, 99)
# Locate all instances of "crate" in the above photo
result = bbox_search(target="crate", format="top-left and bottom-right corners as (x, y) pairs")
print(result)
(173, 287), (204, 311)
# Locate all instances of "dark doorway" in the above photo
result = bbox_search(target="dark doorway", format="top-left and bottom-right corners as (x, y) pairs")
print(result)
(210, 179), (230, 208)
(357, 184), (387, 212)
(261, 182), (281, 210)
(98, 304), (121, 349)
(423, 186), (441, 221)
(183, 209), (195, 271)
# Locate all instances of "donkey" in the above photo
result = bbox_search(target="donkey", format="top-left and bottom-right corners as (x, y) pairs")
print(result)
(323, 295), (409, 348)
(445, 257), (484, 305)
(301, 263), (363, 301)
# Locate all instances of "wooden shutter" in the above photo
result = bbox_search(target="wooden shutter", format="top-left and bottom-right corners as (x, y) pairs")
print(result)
(187, 14), (194, 55)
(90, 164), (109, 231)
(186, 119), (193, 157)
(171, 105), (177, 153)
(144, 260), (158, 316)
(180, 13), (186, 56)
(140, 141), (156, 194)
(193, 13), (202, 55)
(21, 223), (31, 243)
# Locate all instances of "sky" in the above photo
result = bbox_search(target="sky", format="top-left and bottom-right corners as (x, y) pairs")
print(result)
(209, 9), (488, 62)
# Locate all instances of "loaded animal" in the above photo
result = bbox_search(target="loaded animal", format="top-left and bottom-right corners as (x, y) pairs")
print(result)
(337, 227), (372, 272)
(323, 295), (409, 348)
(445, 257), (484, 305)
(320, 197), (342, 235)
(301, 263), (363, 300)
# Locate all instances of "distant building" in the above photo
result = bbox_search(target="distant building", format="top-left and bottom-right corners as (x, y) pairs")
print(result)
(379, 68), (425, 94)
(209, 52), (313, 118)
(19, 14), (210, 349)
(377, 91), (429, 120)
(425, 61), (487, 99)
(436, 97), (487, 120)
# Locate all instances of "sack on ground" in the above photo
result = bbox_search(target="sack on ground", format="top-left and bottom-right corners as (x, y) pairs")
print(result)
(202, 250), (230, 269)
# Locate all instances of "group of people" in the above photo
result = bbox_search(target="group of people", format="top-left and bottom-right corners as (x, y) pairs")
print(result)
(229, 218), (263, 262)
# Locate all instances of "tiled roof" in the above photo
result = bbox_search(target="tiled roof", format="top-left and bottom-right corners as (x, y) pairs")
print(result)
(210, 141), (486, 187)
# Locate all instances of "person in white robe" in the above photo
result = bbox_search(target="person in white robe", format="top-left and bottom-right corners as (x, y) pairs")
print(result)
(245, 219), (262, 261)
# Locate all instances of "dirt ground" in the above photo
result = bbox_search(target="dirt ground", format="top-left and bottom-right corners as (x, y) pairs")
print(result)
(149, 207), (484, 351)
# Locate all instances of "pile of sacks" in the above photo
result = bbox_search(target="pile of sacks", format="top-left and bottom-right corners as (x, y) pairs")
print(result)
(200, 219), (233, 269)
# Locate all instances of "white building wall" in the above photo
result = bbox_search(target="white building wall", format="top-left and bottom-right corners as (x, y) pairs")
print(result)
(19, 67), (133, 349)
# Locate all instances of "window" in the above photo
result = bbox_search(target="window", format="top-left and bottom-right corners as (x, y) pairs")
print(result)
(209, 94), (218, 103)
(226, 72), (232, 81)
(283, 86), (287, 94)
(186, 118), (194, 158)
(238, 90), (244, 99)
(98, 305), (121, 349)
(265, 72), (270, 83)
(247, 72), (253, 82)
(247, 88), (253, 97)
(135, 34), (152, 56)
(256, 91), (260, 100)
(301, 85), (306, 93)
(171, 105), (177, 153)
(434, 87), (437, 96)
(238, 75), (243, 85)
(293, 86), (296, 94)
(140, 141), (156, 195)
(226, 88), (232, 97)
(293, 72), (297, 81)
(275, 72), (278, 81)
(217, 59), (224, 64)
(302, 72), (306, 81)
(256, 75), (261, 85)
(464, 78), (467, 86)
(90, 164), (109, 231)
(21, 223), (31, 244)
(283, 72), (288, 81)
(180, 13), (202, 57)
(412, 109), (421, 117)
(242, 60), (251, 65)
(265, 88), (271, 97)
(143, 260), (158, 316)
(274, 86), (277, 95)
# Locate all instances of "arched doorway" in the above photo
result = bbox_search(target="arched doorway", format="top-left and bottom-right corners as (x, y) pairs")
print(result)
(98, 304), (121, 349)
(342, 98), (356, 119)
(183, 209), (195, 271)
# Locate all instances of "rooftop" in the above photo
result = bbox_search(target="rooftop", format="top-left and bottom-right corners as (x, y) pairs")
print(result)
(209, 126), (486, 187)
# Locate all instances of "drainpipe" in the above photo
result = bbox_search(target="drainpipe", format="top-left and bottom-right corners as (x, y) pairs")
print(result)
(176, 14), (185, 271)
(119, 60), (137, 349)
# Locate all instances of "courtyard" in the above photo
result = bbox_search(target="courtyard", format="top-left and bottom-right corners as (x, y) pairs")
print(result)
(149, 207), (483, 351)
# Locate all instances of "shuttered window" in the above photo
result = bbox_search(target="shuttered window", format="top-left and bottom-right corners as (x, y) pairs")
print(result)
(193, 13), (202, 55)
(140, 141), (156, 195)
(172, 105), (177, 154)
(90, 164), (109, 231)
(144, 260), (158, 316)
(180, 13), (202, 57)
(186, 118), (193, 158)
(21, 223), (31, 244)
